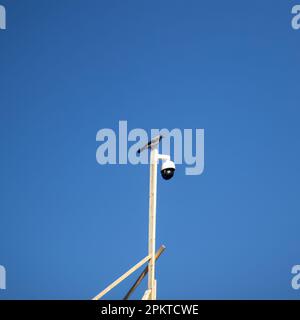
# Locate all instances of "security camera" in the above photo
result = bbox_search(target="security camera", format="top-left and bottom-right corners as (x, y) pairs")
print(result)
(161, 160), (176, 180)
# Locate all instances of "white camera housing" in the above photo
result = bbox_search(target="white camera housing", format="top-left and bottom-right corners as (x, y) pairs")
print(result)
(161, 160), (176, 180)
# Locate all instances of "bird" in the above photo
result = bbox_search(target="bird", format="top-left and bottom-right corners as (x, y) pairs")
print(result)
(137, 135), (163, 154)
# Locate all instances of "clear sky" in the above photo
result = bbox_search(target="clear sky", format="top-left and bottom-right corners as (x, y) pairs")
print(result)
(0, 0), (300, 299)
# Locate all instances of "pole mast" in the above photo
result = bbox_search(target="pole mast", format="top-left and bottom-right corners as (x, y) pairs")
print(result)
(148, 146), (158, 299)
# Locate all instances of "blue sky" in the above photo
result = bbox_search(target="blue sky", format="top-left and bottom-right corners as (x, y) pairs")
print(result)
(0, 0), (300, 299)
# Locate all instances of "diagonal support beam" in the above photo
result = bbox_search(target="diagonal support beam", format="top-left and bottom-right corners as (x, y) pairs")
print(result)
(123, 245), (166, 300)
(92, 254), (151, 300)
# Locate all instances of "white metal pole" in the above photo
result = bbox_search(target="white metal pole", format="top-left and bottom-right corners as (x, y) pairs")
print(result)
(148, 146), (158, 300)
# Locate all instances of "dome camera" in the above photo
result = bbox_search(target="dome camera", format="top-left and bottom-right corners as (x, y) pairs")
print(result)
(161, 160), (176, 180)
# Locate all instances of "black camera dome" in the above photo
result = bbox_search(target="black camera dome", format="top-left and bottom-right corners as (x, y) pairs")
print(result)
(161, 167), (175, 180)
